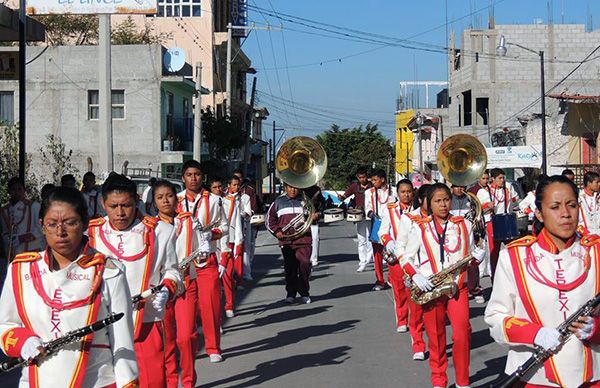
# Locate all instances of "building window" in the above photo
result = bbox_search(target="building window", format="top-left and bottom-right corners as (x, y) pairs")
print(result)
(462, 90), (472, 126)
(157, 0), (201, 18)
(0, 91), (14, 124)
(475, 97), (489, 126)
(88, 90), (126, 120)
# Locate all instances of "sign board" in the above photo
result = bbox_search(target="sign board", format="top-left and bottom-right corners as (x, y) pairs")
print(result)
(486, 145), (542, 169)
(231, 0), (248, 38)
(26, 0), (157, 15)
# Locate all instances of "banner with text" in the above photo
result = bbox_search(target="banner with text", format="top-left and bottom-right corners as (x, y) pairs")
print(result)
(26, 0), (157, 15)
(485, 145), (542, 169)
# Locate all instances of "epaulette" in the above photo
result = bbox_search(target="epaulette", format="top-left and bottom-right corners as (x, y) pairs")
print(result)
(142, 216), (159, 229)
(202, 191), (210, 197)
(78, 252), (106, 268)
(387, 203), (398, 209)
(580, 234), (600, 248)
(506, 235), (537, 249)
(417, 216), (432, 225)
(177, 196), (185, 203)
(176, 212), (192, 219)
(88, 217), (106, 228)
(450, 216), (465, 224)
(577, 224), (590, 237)
(12, 252), (41, 263)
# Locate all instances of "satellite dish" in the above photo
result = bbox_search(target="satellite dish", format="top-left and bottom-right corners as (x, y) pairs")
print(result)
(164, 47), (186, 73)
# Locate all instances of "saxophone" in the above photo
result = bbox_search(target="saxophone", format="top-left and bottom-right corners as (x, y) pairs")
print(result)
(405, 254), (473, 305)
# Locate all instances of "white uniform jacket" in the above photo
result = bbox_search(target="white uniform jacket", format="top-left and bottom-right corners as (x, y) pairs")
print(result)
(364, 186), (397, 220)
(579, 189), (600, 234)
(1, 200), (45, 257)
(518, 191), (537, 220)
(157, 213), (197, 294)
(87, 216), (181, 338)
(484, 230), (600, 387)
(400, 216), (474, 282)
(378, 203), (414, 249)
(0, 249), (138, 388)
(477, 183), (519, 223)
(176, 190), (229, 255)
(222, 194), (244, 247)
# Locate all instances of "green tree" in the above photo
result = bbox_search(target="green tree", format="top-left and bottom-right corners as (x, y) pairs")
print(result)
(0, 125), (39, 204)
(38, 134), (80, 186)
(112, 17), (172, 45)
(317, 123), (394, 190)
(33, 14), (99, 45)
(201, 108), (245, 160)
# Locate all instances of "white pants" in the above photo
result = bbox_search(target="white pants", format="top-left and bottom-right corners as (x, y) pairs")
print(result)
(356, 219), (373, 265)
(242, 220), (256, 278)
(310, 224), (319, 264)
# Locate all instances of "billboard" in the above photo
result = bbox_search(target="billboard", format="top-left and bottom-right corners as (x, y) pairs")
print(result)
(231, 0), (248, 38)
(26, 0), (157, 15)
(486, 145), (542, 169)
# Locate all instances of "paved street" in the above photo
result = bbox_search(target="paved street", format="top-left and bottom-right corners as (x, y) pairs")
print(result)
(0, 221), (507, 388)
(196, 221), (506, 388)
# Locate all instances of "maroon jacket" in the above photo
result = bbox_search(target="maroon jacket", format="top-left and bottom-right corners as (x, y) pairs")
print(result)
(266, 194), (312, 246)
(342, 181), (372, 209)
(240, 180), (261, 213)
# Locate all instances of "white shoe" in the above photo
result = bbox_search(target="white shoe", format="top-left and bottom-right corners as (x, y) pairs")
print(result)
(301, 296), (311, 304)
(413, 351), (425, 361)
(284, 297), (295, 304)
(311, 260), (318, 266)
(396, 325), (408, 333)
(455, 385), (471, 388)
(356, 264), (367, 272)
(474, 295), (485, 304)
(225, 310), (234, 318)
(209, 354), (223, 363)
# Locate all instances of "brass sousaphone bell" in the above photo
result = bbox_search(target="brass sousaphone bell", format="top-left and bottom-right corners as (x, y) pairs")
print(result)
(274, 136), (328, 240)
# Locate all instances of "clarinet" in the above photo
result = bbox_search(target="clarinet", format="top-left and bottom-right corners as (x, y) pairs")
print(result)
(494, 292), (600, 388)
(131, 285), (164, 304)
(0, 312), (124, 373)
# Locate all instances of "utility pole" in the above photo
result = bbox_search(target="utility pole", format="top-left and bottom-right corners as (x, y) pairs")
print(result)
(98, 14), (114, 174)
(242, 77), (257, 177)
(272, 121), (276, 194)
(18, 0), (26, 183)
(269, 138), (273, 194)
(225, 23), (232, 118)
(193, 62), (203, 161)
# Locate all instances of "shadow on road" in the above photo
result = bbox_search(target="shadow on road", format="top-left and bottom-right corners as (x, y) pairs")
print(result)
(312, 283), (374, 302)
(224, 305), (334, 333)
(198, 345), (352, 388)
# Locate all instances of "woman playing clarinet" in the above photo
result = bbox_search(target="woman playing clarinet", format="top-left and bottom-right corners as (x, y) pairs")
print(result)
(0, 187), (138, 387)
(485, 175), (600, 387)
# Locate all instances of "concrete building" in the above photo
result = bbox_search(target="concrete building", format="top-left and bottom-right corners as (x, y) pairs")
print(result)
(0, 44), (198, 178)
(448, 23), (600, 175)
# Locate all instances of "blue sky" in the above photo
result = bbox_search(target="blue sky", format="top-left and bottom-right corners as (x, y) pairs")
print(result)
(242, 0), (600, 143)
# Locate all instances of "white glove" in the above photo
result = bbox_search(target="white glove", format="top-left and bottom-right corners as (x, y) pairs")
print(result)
(198, 238), (211, 253)
(218, 264), (226, 279)
(385, 240), (396, 255)
(534, 327), (561, 351)
(412, 273), (434, 292)
(151, 288), (169, 313)
(472, 246), (486, 263)
(21, 336), (43, 361)
(574, 316), (595, 340)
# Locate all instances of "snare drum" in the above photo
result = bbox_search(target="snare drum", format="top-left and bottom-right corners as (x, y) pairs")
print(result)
(491, 213), (519, 241)
(369, 216), (382, 243)
(346, 208), (364, 222)
(323, 208), (345, 223)
(250, 214), (265, 225)
(515, 211), (528, 234)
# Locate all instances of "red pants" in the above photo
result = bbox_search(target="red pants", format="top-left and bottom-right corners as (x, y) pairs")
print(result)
(372, 243), (385, 286)
(389, 263), (425, 352)
(486, 221), (502, 280)
(223, 243), (244, 311)
(194, 254), (222, 355)
(134, 321), (167, 388)
(407, 290), (425, 353)
(514, 382), (600, 387)
(164, 280), (198, 388)
(422, 286), (471, 387)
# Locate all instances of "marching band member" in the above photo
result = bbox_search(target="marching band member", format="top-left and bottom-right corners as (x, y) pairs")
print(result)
(87, 174), (181, 387)
(153, 180), (199, 388)
(266, 183), (317, 305)
(485, 175), (600, 387)
(1, 178), (45, 259)
(0, 187), (138, 387)
(177, 162), (228, 363)
(379, 179), (414, 330)
(303, 184), (325, 267)
(221, 175), (248, 318)
(364, 169), (397, 291)
(339, 167), (373, 272)
(232, 168), (261, 281)
(81, 172), (105, 219)
(476, 167), (520, 278)
(579, 171), (600, 235)
(401, 183), (485, 388)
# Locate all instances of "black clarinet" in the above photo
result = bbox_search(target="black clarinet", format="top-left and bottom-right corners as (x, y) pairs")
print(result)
(493, 292), (600, 388)
(0, 312), (124, 373)
(131, 285), (164, 304)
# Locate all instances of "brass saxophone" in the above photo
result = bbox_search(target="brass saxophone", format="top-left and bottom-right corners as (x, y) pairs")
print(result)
(405, 254), (473, 305)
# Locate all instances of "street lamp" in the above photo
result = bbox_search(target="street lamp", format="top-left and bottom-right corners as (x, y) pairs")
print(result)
(496, 35), (547, 175)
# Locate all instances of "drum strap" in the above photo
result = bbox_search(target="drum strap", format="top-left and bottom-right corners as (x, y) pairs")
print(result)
(487, 185), (508, 213)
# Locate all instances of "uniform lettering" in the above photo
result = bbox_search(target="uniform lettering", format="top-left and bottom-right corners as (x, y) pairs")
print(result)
(117, 234), (125, 256)
(50, 289), (63, 339)
(66, 271), (91, 281)
(23, 268), (47, 281)
(555, 259), (570, 320)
